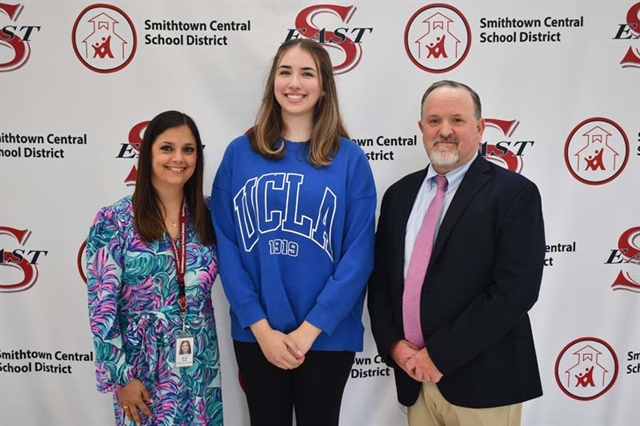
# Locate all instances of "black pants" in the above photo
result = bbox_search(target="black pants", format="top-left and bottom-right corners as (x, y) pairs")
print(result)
(233, 340), (355, 426)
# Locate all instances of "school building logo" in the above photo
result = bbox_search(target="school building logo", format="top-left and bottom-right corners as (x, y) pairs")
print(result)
(0, 2), (41, 72)
(0, 226), (48, 293)
(72, 3), (137, 73)
(555, 337), (618, 401)
(284, 4), (373, 74)
(564, 117), (630, 185)
(604, 226), (640, 293)
(115, 119), (150, 186)
(613, 2), (640, 69)
(481, 119), (534, 174)
(404, 3), (471, 73)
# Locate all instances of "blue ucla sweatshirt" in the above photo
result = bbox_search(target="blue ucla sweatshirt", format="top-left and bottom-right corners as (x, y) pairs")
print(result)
(211, 135), (376, 351)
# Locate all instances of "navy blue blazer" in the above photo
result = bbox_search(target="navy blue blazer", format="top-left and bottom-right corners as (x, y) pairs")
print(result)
(368, 155), (545, 408)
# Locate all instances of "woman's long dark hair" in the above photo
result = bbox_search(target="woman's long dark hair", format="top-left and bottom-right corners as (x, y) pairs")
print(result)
(132, 110), (215, 246)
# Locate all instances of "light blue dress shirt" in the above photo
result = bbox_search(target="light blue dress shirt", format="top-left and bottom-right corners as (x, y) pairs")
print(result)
(403, 152), (478, 279)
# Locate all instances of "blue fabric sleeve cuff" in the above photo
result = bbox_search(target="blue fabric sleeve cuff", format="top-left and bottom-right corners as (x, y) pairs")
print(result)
(306, 303), (341, 336)
(234, 299), (267, 330)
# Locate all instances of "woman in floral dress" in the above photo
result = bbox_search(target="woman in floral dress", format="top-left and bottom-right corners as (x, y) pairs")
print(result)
(86, 110), (223, 425)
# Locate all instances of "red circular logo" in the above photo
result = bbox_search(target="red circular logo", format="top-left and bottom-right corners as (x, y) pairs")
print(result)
(404, 3), (471, 74)
(564, 117), (630, 185)
(72, 3), (137, 74)
(554, 337), (618, 401)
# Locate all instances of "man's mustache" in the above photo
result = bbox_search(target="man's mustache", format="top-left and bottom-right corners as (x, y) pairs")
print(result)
(434, 137), (459, 145)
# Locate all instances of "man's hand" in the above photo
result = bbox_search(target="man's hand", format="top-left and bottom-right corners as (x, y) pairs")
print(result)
(411, 347), (443, 383)
(390, 339), (422, 381)
(250, 319), (305, 369)
(390, 340), (443, 383)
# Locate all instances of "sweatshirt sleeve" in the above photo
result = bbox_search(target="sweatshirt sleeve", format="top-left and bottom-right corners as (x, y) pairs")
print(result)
(306, 148), (377, 335)
(210, 141), (267, 329)
(85, 206), (136, 393)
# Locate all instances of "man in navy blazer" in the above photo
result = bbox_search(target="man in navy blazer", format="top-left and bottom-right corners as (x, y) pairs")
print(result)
(368, 80), (545, 426)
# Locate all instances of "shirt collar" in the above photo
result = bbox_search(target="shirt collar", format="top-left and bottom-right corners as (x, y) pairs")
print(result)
(426, 151), (478, 192)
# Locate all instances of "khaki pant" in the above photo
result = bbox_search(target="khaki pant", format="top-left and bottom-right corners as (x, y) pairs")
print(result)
(408, 381), (522, 426)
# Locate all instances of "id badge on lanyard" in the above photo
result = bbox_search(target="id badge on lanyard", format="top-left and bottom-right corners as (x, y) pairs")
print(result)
(169, 197), (194, 367)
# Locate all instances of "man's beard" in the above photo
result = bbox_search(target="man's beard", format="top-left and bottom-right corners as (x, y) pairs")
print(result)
(427, 138), (460, 169)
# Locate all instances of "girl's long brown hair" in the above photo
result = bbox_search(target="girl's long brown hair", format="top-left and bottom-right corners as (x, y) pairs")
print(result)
(250, 38), (349, 167)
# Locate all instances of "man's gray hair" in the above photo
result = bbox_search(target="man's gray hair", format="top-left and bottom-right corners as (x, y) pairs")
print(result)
(420, 80), (482, 120)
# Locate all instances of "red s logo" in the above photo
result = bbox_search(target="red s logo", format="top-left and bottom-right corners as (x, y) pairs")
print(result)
(127, 120), (148, 153)
(620, 2), (640, 67)
(286, 5), (372, 74)
(115, 120), (151, 186)
(612, 227), (640, 292)
(0, 3), (40, 71)
(0, 226), (48, 292)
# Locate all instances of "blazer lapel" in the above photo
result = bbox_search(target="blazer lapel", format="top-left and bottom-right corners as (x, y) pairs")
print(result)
(429, 156), (491, 264)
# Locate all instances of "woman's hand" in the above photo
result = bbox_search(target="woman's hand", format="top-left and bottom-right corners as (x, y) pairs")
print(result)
(250, 319), (305, 369)
(116, 378), (153, 425)
(288, 321), (322, 356)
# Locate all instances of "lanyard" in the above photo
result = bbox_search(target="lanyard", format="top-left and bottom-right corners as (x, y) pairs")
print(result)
(168, 196), (188, 330)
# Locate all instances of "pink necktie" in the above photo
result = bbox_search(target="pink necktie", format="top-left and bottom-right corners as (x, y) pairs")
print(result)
(403, 175), (448, 348)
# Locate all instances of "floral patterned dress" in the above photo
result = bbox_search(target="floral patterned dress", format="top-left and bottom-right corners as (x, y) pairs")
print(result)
(86, 196), (223, 425)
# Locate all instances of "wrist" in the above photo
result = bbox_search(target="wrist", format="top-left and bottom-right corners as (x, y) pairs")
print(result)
(249, 318), (271, 339)
(300, 321), (322, 339)
(390, 339), (404, 354)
